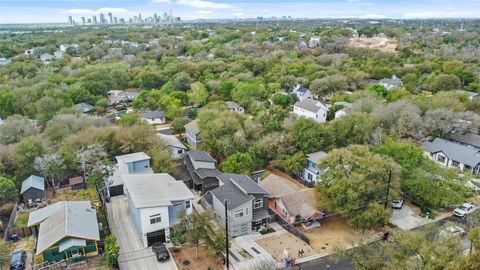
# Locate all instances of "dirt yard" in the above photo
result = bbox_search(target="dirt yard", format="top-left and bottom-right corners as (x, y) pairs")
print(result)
(255, 232), (316, 261)
(172, 245), (223, 270)
(348, 37), (398, 53)
(301, 216), (373, 254)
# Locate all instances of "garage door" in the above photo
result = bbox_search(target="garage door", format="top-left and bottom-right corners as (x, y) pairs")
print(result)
(109, 185), (124, 197)
(146, 229), (166, 247)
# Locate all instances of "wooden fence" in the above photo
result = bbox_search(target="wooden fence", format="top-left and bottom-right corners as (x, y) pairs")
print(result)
(3, 202), (17, 240)
(272, 213), (311, 245)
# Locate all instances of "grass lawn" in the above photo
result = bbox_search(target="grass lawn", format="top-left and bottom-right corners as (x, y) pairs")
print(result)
(14, 212), (29, 228)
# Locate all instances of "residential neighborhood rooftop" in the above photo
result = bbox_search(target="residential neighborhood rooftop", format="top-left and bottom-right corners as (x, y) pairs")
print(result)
(20, 175), (45, 194)
(423, 138), (480, 166)
(115, 152), (151, 163)
(307, 151), (328, 164)
(139, 110), (165, 119)
(294, 99), (327, 113)
(123, 173), (195, 208)
(185, 119), (201, 135)
(158, 134), (188, 149)
(449, 133), (480, 148)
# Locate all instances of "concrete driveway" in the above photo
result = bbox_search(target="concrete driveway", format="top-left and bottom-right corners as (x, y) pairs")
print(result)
(107, 196), (178, 270)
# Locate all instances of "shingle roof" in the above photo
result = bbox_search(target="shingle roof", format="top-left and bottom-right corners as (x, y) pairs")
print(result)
(186, 150), (216, 163)
(196, 168), (222, 178)
(225, 101), (241, 109)
(219, 174), (268, 195)
(293, 85), (311, 95)
(123, 174), (195, 208)
(20, 175), (45, 194)
(449, 133), (480, 148)
(183, 151), (220, 185)
(69, 176), (84, 186)
(423, 138), (480, 167)
(185, 119), (201, 135)
(259, 174), (300, 198)
(294, 99), (327, 113)
(281, 189), (320, 218)
(306, 151), (328, 164)
(74, 103), (94, 113)
(139, 110), (165, 119)
(32, 201), (99, 255)
(209, 179), (254, 210)
(158, 134), (187, 149)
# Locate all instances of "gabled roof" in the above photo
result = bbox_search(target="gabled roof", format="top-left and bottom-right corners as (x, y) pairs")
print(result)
(74, 102), (94, 113)
(449, 133), (480, 148)
(31, 201), (99, 255)
(293, 84), (311, 95)
(185, 119), (200, 135)
(219, 173), (268, 195)
(281, 189), (320, 218)
(186, 150), (216, 163)
(294, 99), (327, 113)
(259, 174), (300, 198)
(209, 176), (256, 210)
(423, 138), (480, 166)
(158, 134), (187, 150)
(225, 101), (241, 109)
(306, 151), (328, 164)
(20, 175), (45, 194)
(139, 110), (165, 119)
(123, 173), (195, 208)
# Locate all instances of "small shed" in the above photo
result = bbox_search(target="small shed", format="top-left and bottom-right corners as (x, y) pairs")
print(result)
(20, 175), (45, 204)
(69, 176), (86, 190)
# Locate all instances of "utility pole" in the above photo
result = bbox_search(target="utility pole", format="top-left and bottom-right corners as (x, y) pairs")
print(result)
(384, 170), (392, 209)
(224, 200), (230, 270)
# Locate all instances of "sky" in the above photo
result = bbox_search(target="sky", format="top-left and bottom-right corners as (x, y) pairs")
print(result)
(0, 0), (479, 24)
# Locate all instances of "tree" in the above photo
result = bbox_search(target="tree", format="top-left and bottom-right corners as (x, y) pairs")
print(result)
(423, 108), (458, 137)
(188, 82), (209, 106)
(368, 83), (388, 98)
(204, 227), (226, 260)
(257, 106), (288, 133)
(75, 144), (107, 181)
(104, 235), (120, 267)
(172, 72), (193, 91)
(221, 152), (257, 175)
(429, 74), (461, 93)
(117, 113), (141, 127)
(167, 228), (185, 251)
(331, 113), (374, 148)
(272, 152), (307, 175)
(0, 115), (38, 145)
(231, 82), (266, 108)
(372, 101), (423, 139)
(179, 212), (212, 260)
(292, 118), (332, 153)
(171, 118), (188, 134)
(0, 177), (16, 204)
(272, 93), (294, 108)
(34, 153), (66, 194)
(317, 145), (400, 230)
(12, 136), (46, 180)
(310, 75), (347, 97)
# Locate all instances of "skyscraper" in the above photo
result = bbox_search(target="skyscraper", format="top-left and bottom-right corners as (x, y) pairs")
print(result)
(81, 17), (86, 25)
(154, 13), (158, 23)
(68, 16), (73, 25)
(92, 15), (97, 25)
(100, 13), (105, 24)
(120, 18), (125, 24)
(108, 12), (113, 24)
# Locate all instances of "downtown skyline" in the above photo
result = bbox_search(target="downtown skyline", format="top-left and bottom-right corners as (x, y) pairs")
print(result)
(1, 0), (480, 24)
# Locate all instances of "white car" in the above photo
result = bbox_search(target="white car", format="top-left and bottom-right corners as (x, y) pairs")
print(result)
(453, 203), (476, 218)
(439, 226), (466, 238)
(392, 198), (404, 209)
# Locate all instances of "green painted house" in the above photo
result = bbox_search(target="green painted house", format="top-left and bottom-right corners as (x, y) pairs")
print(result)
(27, 201), (100, 263)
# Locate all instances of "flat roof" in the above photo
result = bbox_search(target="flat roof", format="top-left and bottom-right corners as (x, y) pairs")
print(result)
(115, 152), (151, 163)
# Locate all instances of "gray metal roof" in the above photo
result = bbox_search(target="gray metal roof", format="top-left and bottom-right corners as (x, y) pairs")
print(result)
(21, 175), (45, 194)
(306, 151), (328, 164)
(33, 201), (100, 255)
(423, 138), (480, 167)
(123, 173), (195, 208)
(158, 134), (187, 149)
(139, 110), (165, 119)
(252, 208), (270, 221)
(185, 119), (201, 135)
(219, 174), (268, 195)
(449, 133), (480, 148)
(59, 238), (86, 252)
(294, 99), (327, 113)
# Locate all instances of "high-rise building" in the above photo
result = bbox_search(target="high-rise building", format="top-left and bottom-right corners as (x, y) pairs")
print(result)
(87, 18), (92, 24)
(81, 17), (86, 25)
(114, 17), (118, 24)
(120, 18), (125, 24)
(68, 16), (73, 25)
(92, 15), (97, 24)
(108, 12), (113, 24)
(154, 13), (158, 23)
(100, 13), (105, 24)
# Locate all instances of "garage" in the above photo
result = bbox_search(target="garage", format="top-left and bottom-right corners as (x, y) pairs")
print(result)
(146, 229), (166, 247)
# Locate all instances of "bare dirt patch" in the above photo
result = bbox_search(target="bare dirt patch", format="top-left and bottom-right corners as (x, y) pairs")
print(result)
(172, 245), (223, 270)
(348, 37), (398, 53)
(255, 232), (316, 261)
(300, 215), (367, 254)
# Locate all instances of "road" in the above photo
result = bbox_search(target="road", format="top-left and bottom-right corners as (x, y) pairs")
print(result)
(107, 196), (178, 270)
(284, 214), (472, 270)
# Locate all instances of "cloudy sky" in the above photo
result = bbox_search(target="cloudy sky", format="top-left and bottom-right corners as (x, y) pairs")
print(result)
(1, 0), (479, 24)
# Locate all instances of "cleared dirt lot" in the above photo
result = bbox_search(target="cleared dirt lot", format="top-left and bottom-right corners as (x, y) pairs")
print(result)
(255, 232), (315, 261)
(300, 216), (373, 254)
(172, 245), (223, 270)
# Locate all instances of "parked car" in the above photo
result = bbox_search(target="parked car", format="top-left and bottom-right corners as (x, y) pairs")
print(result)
(152, 242), (170, 262)
(10, 250), (27, 270)
(439, 226), (466, 238)
(453, 203), (476, 218)
(392, 198), (404, 209)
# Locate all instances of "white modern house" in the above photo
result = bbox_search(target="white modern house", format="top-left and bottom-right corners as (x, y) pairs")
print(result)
(423, 138), (480, 175)
(293, 99), (328, 123)
(123, 173), (195, 247)
(108, 152), (153, 197)
(158, 134), (188, 160)
(292, 84), (314, 102)
(139, 110), (166, 125)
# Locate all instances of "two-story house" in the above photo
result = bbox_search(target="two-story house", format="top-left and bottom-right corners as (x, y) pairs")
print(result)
(203, 173), (270, 237)
(182, 151), (221, 194)
(302, 151), (327, 184)
(158, 134), (188, 160)
(123, 173), (195, 247)
(292, 84), (313, 102)
(293, 99), (328, 123)
(108, 152), (153, 197)
(185, 119), (202, 149)
(423, 138), (480, 175)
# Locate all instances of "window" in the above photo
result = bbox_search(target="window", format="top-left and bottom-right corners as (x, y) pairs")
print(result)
(255, 220), (263, 225)
(234, 209), (244, 219)
(307, 173), (313, 181)
(177, 149), (183, 154)
(254, 199), (263, 209)
(437, 155), (446, 163)
(150, 214), (161, 224)
(240, 224), (248, 234)
(451, 160), (459, 167)
(185, 200), (191, 209)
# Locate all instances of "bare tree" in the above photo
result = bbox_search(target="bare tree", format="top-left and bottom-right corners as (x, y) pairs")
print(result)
(34, 153), (65, 194)
(75, 144), (107, 181)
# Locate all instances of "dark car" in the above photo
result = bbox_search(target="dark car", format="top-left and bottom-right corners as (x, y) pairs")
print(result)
(10, 250), (27, 270)
(151, 242), (170, 262)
